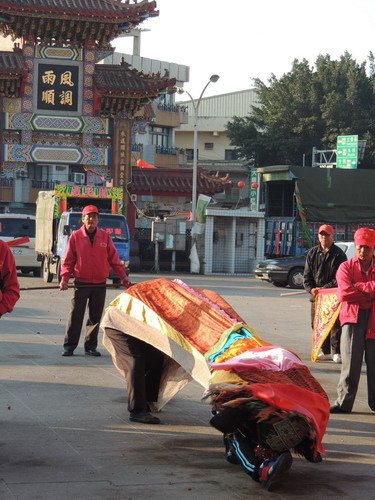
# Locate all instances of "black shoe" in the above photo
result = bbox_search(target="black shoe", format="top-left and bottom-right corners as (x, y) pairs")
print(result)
(129, 411), (161, 424)
(330, 405), (351, 414)
(259, 451), (293, 491)
(85, 349), (101, 357)
(62, 350), (74, 357)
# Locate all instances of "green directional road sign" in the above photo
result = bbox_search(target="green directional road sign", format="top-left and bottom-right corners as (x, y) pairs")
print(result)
(336, 134), (358, 169)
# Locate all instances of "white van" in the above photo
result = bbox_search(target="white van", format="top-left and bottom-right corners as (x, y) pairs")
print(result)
(0, 214), (41, 276)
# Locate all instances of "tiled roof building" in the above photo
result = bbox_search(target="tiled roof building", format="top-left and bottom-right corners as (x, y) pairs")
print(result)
(0, 0), (229, 235)
(0, 0), (158, 48)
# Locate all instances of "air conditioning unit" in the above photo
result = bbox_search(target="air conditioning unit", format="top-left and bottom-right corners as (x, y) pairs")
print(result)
(73, 173), (85, 185)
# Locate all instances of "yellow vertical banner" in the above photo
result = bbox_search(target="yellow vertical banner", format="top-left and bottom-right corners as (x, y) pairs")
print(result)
(312, 288), (341, 362)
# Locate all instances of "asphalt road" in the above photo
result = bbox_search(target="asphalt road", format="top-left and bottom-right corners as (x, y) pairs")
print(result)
(0, 273), (374, 499)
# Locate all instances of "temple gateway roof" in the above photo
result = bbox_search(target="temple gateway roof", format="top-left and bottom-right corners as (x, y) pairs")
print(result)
(0, 0), (158, 19)
(0, 0), (158, 48)
(0, 49), (26, 97)
(94, 61), (176, 115)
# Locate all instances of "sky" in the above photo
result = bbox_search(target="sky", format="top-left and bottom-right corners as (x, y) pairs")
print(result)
(113, 0), (375, 99)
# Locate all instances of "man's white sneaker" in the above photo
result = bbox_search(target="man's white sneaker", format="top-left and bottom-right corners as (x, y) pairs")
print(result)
(317, 351), (332, 361)
(332, 354), (342, 363)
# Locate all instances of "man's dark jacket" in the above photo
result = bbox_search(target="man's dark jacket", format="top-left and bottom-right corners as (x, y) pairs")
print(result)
(303, 243), (347, 294)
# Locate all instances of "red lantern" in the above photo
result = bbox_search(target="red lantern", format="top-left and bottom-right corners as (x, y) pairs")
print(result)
(237, 181), (245, 188)
(251, 182), (259, 189)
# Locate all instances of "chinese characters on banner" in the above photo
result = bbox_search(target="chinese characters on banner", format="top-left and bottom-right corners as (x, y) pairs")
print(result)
(54, 184), (122, 200)
(249, 169), (258, 211)
(37, 63), (80, 112)
(119, 129), (127, 186)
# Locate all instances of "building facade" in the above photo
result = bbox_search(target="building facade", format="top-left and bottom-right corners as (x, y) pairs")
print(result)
(175, 89), (258, 207)
(0, 0), (177, 224)
(0, 2), (233, 273)
(105, 50), (190, 170)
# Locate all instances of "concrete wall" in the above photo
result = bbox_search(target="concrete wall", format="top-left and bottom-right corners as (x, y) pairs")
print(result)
(175, 90), (257, 165)
(175, 130), (232, 162)
(177, 89), (258, 118)
(103, 52), (189, 88)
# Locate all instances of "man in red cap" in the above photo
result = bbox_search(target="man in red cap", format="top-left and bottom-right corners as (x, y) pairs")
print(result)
(303, 224), (347, 362)
(60, 205), (131, 356)
(331, 227), (375, 413)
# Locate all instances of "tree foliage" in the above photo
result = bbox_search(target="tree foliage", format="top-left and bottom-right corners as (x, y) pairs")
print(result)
(226, 52), (375, 167)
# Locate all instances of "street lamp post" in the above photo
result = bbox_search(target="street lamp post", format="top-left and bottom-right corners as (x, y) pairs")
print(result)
(181, 74), (219, 222)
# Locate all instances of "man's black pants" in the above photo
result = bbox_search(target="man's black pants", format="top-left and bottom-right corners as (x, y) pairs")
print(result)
(104, 328), (164, 413)
(63, 285), (106, 352)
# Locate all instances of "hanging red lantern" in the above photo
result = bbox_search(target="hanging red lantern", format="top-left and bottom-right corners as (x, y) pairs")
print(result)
(237, 181), (245, 188)
(251, 182), (259, 189)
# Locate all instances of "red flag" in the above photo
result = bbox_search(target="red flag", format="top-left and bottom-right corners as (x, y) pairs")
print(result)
(137, 159), (157, 169)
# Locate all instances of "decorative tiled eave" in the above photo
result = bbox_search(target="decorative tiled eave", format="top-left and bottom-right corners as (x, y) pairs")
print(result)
(97, 94), (147, 116)
(130, 168), (232, 196)
(0, 0), (158, 48)
(0, 49), (27, 97)
(93, 61), (176, 117)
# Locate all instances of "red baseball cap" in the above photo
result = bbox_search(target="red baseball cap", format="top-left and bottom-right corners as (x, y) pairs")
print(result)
(82, 205), (99, 216)
(318, 224), (334, 235)
(354, 227), (375, 247)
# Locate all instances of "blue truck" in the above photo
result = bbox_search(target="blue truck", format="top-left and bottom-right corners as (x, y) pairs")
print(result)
(35, 187), (130, 283)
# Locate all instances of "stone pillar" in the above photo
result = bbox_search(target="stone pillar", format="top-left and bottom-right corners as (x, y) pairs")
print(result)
(228, 217), (236, 274)
(112, 116), (133, 217)
(204, 215), (214, 275)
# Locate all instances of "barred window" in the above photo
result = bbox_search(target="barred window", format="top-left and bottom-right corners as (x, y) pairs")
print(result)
(150, 126), (170, 148)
